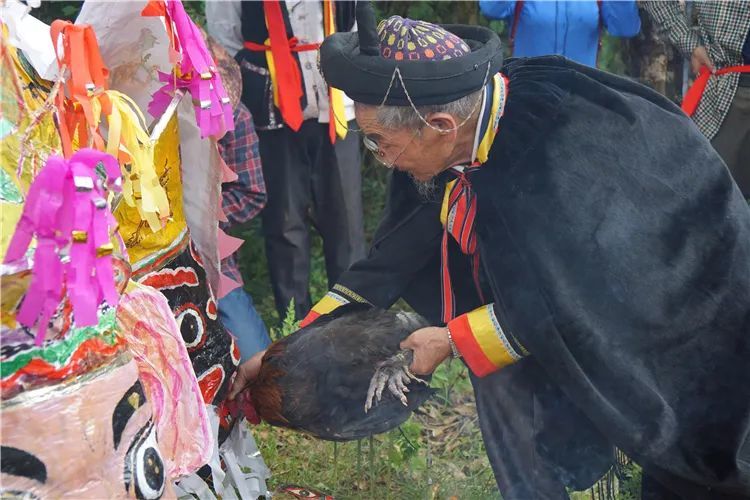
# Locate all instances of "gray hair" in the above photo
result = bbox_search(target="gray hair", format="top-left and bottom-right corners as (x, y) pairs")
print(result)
(357, 89), (483, 131)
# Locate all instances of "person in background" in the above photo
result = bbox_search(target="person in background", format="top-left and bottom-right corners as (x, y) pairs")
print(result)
(207, 1), (366, 322)
(479, 0), (641, 67)
(207, 33), (272, 362)
(644, 2), (750, 200)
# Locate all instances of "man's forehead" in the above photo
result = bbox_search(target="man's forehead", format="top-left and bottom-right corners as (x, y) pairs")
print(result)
(353, 105), (383, 133)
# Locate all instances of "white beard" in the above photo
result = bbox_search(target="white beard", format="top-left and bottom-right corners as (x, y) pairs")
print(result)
(411, 175), (439, 201)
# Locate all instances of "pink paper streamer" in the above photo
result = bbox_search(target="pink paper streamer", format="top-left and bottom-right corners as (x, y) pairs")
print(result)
(218, 274), (243, 300)
(4, 149), (122, 344)
(217, 199), (228, 223)
(215, 229), (245, 299)
(218, 230), (244, 258)
(216, 144), (243, 297)
(146, 0), (234, 139)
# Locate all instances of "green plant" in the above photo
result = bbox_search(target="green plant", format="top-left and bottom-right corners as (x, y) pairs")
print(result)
(34, 1), (82, 23)
(182, 1), (206, 27)
(429, 359), (471, 405)
(270, 299), (300, 341)
(615, 462), (643, 500)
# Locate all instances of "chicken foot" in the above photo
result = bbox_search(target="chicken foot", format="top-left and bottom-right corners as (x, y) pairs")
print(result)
(364, 350), (427, 413)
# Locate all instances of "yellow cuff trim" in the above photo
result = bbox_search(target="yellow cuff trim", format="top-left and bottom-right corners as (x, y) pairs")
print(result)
(312, 291), (350, 315)
(466, 304), (524, 369)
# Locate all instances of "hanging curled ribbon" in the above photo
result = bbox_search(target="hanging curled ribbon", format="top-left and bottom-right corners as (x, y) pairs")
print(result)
(49, 20), (111, 157)
(3, 149), (123, 345)
(142, 0), (234, 139)
(50, 21), (170, 232)
(104, 91), (170, 232)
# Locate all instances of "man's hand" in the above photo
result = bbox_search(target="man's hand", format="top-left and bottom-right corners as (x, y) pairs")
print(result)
(691, 46), (714, 74)
(400, 326), (452, 376)
(228, 349), (266, 400)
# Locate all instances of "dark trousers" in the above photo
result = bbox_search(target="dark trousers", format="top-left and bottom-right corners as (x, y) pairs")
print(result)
(712, 83), (750, 200)
(471, 358), (614, 500)
(257, 120), (366, 320)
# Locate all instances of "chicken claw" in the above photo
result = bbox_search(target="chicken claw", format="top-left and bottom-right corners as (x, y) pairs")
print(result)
(364, 350), (428, 413)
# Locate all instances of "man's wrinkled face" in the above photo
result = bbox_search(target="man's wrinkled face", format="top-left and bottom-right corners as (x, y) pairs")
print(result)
(355, 105), (457, 183)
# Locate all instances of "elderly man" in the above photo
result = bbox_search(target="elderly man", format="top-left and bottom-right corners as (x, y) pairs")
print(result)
(231, 3), (750, 499)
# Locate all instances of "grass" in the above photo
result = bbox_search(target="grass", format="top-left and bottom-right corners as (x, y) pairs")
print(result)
(235, 160), (642, 499)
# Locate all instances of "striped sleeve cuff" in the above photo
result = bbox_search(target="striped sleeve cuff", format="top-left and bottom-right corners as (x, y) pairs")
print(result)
(447, 304), (527, 377)
(299, 285), (370, 328)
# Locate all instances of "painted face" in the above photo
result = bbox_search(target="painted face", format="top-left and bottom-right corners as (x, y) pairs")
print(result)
(113, 89), (239, 443)
(1, 355), (173, 499)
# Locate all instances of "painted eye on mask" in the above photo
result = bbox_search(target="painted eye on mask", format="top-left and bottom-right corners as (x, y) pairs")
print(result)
(1, 446), (46, 499)
(176, 304), (207, 350)
(123, 423), (165, 500)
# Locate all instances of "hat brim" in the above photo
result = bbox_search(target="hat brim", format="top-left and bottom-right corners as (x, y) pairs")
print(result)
(320, 24), (503, 106)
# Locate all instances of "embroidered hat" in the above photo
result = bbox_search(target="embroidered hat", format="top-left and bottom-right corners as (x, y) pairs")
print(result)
(377, 16), (471, 61)
(320, 2), (502, 106)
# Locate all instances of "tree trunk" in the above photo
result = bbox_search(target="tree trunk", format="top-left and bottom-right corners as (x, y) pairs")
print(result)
(624, 5), (686, 104)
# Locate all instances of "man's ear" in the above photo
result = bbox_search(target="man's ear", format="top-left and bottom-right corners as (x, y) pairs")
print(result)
(426, 112), (458, 135)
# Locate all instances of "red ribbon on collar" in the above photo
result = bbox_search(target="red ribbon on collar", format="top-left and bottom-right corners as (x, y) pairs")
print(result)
(441, 166), (485, 324)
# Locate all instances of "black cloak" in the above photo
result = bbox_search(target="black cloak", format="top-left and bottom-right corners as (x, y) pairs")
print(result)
(333, 56), (750, 498)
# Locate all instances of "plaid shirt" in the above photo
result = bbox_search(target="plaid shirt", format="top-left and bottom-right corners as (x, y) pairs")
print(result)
(219, 103), (266, 285)
(644, 1), (750, 139)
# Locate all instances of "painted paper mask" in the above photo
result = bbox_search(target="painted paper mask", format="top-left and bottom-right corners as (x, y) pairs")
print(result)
(1, 269), (173, 498)
(1, 351), (174, 499)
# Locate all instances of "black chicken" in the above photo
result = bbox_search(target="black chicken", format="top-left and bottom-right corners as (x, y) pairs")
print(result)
(243, 305), (435, 441)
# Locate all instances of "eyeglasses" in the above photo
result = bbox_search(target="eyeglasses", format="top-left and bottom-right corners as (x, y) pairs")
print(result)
(362, 129), (420, 169)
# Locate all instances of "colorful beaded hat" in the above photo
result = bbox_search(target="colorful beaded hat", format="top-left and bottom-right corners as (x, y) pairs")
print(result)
(319, 2), (502, 106)
(377, 16), (471, 61)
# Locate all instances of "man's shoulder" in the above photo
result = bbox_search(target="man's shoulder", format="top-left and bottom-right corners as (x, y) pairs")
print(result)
(502, 56), (683, 126)
(503, 56), (658, 98)
(485, 56), (694, 175)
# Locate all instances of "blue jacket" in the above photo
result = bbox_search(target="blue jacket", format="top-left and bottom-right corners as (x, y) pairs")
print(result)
(479, 0), (641, 67)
